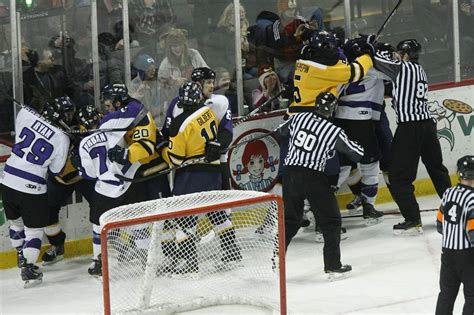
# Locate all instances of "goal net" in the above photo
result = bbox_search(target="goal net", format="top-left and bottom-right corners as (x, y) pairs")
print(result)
(99, 190), (286, 314)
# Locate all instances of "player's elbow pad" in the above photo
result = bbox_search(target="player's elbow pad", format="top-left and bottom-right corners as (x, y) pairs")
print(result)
(217, 129), (233, 150)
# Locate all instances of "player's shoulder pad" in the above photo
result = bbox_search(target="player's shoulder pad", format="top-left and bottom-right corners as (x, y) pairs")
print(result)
(168, 110), (196, 138)
(205, 94), (229, 120)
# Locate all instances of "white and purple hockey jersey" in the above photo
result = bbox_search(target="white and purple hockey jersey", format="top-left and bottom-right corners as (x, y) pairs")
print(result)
(336, 68), (387, 121)
(79, 106), (141, 198)
(1, 108), (70, 194)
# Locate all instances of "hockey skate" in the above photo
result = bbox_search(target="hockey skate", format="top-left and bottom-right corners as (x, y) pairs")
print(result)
(21, 263), (43, 288)
(42, 244), (65, 265)
(315, 227), (348, 243)
(346, 195), (363, 215)
(393, 220), (423, 236)
(171, 260), (199, 280)
(324, 264), (352, 281)
(16, 247), (26, 268)
(88, 254), (102, 277)
(362, 200), (384, 225)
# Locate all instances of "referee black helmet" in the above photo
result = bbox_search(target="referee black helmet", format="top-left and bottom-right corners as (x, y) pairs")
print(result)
(315, 92), (337, 119)
(457, 155), (474, 180)
(396, 39), (421, 61)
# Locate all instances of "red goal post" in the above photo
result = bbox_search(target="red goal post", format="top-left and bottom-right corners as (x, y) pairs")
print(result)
(100, 190), (286, 314)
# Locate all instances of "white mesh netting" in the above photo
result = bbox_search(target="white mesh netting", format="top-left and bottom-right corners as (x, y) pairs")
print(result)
(100, 190), (284, 314)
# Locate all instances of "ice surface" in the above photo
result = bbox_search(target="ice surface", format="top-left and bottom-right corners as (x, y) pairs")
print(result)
(0, 195), (465, 314)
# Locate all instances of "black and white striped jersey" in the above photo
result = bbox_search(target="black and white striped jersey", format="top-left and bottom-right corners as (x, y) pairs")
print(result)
(374, 53), (432, 123)
(436, 184), (474, 250)
(284, 112), (364, 172)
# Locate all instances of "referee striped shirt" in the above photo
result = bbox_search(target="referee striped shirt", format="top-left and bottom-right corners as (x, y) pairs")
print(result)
(436, 184), (474, 250)
(284, 112), (364, 172)
(374, 53), (432, 123)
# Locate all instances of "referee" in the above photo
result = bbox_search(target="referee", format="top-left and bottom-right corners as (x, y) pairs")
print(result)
(374, 39), (451, 235)
(435, 155), (474, 315)
(282, 92), (364, 280)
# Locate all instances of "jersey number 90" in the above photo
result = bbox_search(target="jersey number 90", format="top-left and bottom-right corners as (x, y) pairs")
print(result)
(294, 130), (318, 151)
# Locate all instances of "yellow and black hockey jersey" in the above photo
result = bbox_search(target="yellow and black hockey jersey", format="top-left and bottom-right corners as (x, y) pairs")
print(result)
(162, 106), (220, 169)
(125, 111), (157, 164)
(290, 54), (373, 113)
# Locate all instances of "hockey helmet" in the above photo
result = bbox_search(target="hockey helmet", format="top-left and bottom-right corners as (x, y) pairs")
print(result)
(376, 42), (396, 60)
(457, 155), (474, 180)
(315, 92), (337, 119)
(101, 83), (129, 108)
(396, 39), (421, 61)
(310, 31), (337, 50)
(191, 67), (216, 83)
(42, 95), (75, 125)
(77, 104), (102, 129)
(178, 81), (203, 109)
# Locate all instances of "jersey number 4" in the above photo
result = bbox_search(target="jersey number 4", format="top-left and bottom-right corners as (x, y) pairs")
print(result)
(444, 202), (462, 224)
(12, 127), (53, 165)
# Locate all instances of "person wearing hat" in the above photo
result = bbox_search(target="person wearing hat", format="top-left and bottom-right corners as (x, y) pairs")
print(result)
(129, 54), (163, 126)
(157, 28), (208, 115)
(252, 67), (283, 112)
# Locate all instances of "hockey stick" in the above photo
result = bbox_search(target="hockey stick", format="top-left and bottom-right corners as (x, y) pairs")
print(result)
(233, 89), (286, 127)
(341, 207), (437, 219)
(115, 119), (292, 183)
(4, 93), (73, 135)
(375, 0), (403, 40)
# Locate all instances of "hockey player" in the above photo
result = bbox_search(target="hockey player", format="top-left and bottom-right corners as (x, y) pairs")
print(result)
(76, 84), (162, 276)
(0, 101), (70, 287)
(190, 67), (233, 190)
(160, 82), (239, 276)
(77, 101), (143, 276)
(333, 37), (387, 224)
(374, 39), (451, 234)
(102, 83), (171, 202)
(283, 92), (364, 280)
(289, 30), (374, 113)
(435, 155), (474, 314)
(41, 99), (98, 265)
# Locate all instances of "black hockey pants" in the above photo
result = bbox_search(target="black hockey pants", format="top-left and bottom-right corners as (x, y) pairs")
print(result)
(283, 166), (342, 270)
(388, 119), (451, 222)
(435, 248), (474, 315)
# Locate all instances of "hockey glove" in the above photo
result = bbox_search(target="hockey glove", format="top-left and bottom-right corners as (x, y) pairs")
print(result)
(205, 141), (222, 162)
(108, 145), (129, 165)
(70, 148), (81, 170)
(357, 34), (376, 58)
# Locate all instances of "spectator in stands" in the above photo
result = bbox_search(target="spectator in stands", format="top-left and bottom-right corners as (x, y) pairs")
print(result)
(203, 3), (250, 76)
(268, 3), (307, 84)
(412, 0), (449, 52)
(157, 28), (207, 114)
(22, 46), (78, 111)
(129, 53), (163, 127)
(252, 66), (283, 111)
(214, 67), (231, 95)
(129, 0), (175, 56)
(460, 0), (474, 76)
